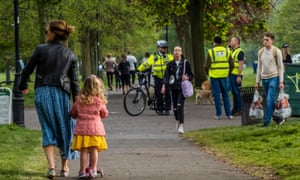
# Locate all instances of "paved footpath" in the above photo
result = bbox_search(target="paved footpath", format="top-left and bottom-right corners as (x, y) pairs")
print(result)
(25, 91), (259, 180)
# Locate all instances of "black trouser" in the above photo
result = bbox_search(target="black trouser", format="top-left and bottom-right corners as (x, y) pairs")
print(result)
(106, 71), (114, 89)
(171, 88), (185, 124)
(154, 77), (171, 112)
(129, 70), (136, 86)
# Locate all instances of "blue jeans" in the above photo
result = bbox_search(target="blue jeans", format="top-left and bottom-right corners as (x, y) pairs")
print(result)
(211, 78), (231, 117)
(262, 77), (279, 125)
(229, 75), (242, 113)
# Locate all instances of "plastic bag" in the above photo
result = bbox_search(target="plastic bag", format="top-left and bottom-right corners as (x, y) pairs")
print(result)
(249, 90), (264, 120)
(273, 90), (291, 119)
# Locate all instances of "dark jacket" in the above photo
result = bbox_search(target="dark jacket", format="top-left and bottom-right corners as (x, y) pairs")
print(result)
(18, 40), (79, 101)
(118, 60), (130, 76)
(163, 59), (194, 89)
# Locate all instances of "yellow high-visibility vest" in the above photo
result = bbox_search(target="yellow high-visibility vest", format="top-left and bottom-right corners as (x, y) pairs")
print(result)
(231, 47), (243, 75)
(208, 46), (231, 78)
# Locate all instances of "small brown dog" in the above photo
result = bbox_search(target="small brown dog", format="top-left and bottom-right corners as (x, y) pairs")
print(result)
(195, 80), (214, 105)
(201, 80), (211, 90)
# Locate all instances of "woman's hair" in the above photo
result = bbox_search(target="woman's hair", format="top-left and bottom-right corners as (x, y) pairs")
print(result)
(77, 75), (107, 104)
(48, 20), (75, 41)
(282, 47), (290, 61)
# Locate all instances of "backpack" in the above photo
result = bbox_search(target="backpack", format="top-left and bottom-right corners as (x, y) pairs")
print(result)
(258, 47), (279, 64)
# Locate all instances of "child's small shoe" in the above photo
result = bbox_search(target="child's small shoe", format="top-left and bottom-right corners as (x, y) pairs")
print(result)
(90, 170), (97, 179)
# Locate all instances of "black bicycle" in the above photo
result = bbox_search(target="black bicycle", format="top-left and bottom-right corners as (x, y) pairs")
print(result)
(123, 71), (159, 116)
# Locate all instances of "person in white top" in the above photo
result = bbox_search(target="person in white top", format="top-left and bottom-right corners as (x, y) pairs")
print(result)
(126, 51), (137, 87)
(255, 32), (284, 126)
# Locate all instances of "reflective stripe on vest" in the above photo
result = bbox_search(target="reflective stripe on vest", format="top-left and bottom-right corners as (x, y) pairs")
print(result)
(208, 47), (230, 78)
(231, 47), (243, 75)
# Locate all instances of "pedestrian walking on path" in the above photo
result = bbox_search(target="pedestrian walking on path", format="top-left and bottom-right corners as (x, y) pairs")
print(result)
(162, 46), (194, 134)
(18, 19), (80, 179)
(255, 32), (285, 126)
(71, 75), (109, 179)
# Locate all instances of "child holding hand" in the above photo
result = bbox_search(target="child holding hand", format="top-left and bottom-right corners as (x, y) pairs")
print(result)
(70, 75), (108, 178)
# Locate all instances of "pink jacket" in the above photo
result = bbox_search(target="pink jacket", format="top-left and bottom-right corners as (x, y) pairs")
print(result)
(70, 96), (108, 136)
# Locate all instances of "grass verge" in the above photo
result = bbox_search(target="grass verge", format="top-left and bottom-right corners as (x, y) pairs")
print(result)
(0, 124), (46, 179)
(183, 119), (300, 179)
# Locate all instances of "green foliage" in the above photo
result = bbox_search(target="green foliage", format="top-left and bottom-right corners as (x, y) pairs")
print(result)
(269, 0), (300, 54)
(184, 119), (300, 179)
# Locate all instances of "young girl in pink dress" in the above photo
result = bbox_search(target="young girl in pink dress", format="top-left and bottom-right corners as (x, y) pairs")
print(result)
(70, 75), (108, 178)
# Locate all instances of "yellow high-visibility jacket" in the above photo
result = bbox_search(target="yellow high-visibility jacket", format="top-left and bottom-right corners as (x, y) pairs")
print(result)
(138, 53), (174, 79)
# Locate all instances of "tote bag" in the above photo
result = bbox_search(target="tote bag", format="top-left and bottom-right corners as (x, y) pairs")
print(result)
(181, 60), (193, 97)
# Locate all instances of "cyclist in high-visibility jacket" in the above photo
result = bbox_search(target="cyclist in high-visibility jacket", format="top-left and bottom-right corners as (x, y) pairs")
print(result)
(229, 36), (244, 116)
(204, 36), (234, 120)
(138, 40), (174, 115)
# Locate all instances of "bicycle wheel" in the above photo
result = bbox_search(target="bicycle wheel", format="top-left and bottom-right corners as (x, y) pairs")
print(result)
(123, 88), (146, 116)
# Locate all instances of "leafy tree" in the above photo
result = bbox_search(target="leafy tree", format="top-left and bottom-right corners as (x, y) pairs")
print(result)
(132, 0), (272, 86)
(269, 0), (300, 54)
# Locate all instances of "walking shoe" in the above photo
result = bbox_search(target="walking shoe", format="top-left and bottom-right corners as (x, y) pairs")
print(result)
(78, 172), (87, 179)
(175, 120), (179, 130)
(89, 170), (97, 179)
(227, 116), (233, 120)
(178, 127), (184, 134)
(46, 168), (56, 179)
(60, 169), (69, 177)
(214, 116), (221, 120)
(275, 117), (286, 125)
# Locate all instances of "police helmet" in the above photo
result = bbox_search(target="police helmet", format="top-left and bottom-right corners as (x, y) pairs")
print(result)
(157, 40), (168, 48)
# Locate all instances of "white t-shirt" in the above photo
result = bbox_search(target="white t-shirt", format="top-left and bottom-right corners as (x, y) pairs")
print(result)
(127, 54), (137, 71)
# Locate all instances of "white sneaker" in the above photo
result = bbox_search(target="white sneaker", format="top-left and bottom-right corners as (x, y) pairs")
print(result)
(228, 116), (233, 120)
(175, 120), (179, 130)
(214, 116), (221, 120)
(178, 127), (184, 134)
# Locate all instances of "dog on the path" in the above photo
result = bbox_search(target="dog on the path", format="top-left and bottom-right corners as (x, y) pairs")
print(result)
(195, 80), (214, 105)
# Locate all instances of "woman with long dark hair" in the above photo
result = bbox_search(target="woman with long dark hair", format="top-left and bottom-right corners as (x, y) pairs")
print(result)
(161, 46), (194, 134)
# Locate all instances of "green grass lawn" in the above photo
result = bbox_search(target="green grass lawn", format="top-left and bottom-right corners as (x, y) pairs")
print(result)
(183, 119), (300, 179)
(0, 124), (46, 179)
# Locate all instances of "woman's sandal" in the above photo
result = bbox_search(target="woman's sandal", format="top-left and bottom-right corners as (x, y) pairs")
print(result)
(60, 169), (69, 177)
(46, 168), (56, 179)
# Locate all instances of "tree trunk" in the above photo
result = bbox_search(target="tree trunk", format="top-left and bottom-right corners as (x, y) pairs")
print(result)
(80, 27), (92, 81)
(189, 0), (207, 87)
(37, 0), (47, 44)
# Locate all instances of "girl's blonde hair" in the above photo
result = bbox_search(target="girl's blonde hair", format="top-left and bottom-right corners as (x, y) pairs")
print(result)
(77, 75), (107, 104)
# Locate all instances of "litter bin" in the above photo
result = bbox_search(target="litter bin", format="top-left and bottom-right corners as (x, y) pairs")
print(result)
(240, 87), (265, 125)
(284, 64), (300, 116)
